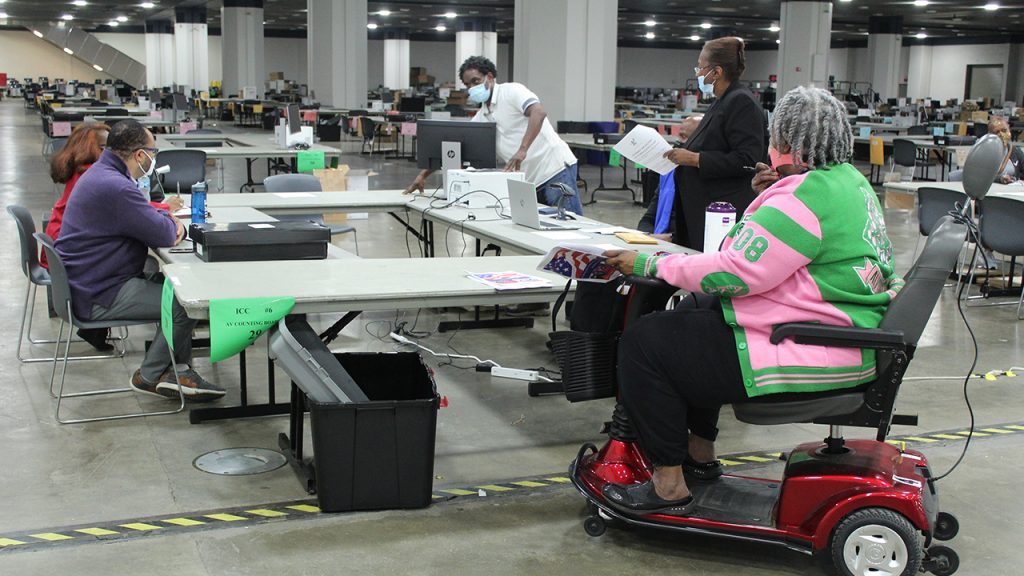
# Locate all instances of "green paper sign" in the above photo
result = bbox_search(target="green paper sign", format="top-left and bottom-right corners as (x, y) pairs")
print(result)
(609, 149), (622, 167)
(161, 277), (175, 351)
(209, 297), (296, 363)
(296, 150), (325, 173)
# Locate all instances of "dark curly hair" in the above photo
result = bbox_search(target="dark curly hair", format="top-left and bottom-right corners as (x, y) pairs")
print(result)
(106, 119), (152, 159)
(458, 55), (497, 83)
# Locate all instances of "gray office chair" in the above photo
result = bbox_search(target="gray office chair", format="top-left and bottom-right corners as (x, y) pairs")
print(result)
(35, 233), (185, 424)
(956, 134), (1008, 301)
(914, 187), (967, 260)
(154, 149), (207, 201)
(7, 205), (127, 363)
(262, 174), (359, 254)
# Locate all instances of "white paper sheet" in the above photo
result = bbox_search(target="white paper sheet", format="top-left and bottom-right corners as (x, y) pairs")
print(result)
(173, 207), (191, 218)
(531, 231), (590, 240)
(248, 223), (275, 229)
(612, 125), (677, 175)
(273, 192), (317, 198)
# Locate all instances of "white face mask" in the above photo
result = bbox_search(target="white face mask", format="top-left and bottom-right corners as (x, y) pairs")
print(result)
(139, 149), (156, 179)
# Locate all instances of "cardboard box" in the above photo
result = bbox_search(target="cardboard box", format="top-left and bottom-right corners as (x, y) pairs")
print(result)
(971, 111), (989, 123)
(315, 166), (377, 225)
(446, 90), (468, 105)
(409, 67), (427, 76)
(269, 71), (285, 81)
(884, 188), (916, 211)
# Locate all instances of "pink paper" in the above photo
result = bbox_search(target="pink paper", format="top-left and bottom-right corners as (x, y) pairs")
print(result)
(179, 121), (198, 134)
(51, 121), (72, 137)
(302, 110), (317, 122)
(401, 122), (417, 136)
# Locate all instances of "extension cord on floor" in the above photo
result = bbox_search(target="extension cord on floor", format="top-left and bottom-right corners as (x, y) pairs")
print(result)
(489, 366), (541, 382)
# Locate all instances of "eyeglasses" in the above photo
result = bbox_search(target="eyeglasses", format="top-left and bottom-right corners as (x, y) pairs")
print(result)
(136, 147), (158, 154)
(694, 65), (713, 76)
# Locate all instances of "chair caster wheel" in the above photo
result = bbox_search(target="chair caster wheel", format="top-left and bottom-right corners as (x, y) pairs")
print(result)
(583, 515), (606, 537)
(923, 545), (959, 576)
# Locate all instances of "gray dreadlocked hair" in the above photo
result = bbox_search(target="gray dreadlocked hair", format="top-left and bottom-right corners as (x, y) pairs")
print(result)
(770, 86), (853, 169)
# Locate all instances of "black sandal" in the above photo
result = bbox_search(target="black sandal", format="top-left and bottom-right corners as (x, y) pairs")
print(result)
(683, 456), (724, 481)
(601, 480), (696, 515)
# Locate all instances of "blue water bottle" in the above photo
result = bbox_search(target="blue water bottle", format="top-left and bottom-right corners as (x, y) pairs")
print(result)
(191, 181), (207, 224)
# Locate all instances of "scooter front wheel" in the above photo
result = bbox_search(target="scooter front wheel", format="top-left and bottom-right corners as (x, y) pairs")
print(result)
(831, 508), (923, 576)
(583, 515), (606, 537)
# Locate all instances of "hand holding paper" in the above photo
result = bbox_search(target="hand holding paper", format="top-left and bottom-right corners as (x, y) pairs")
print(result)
(612, 125), (677, 175)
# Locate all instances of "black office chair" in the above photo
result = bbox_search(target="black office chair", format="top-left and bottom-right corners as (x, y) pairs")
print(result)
(154, 149), (207, 200)
(35, 233), (185, 424)
(973, 122), (989, 138)
(891, 138), (931, 181)
(262, 174), (359, 255)
(977, 196), (1024, 318)
(359, 116), (385, 156)
(103, 108), (128, 116)
(907, 125), (929, 136)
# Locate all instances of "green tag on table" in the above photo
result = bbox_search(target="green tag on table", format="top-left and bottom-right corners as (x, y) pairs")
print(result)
(296, 150), (325, 173)
(208, 297), (296, 363)
(609, 149), (622, 167)
(161, 277), (175, 351)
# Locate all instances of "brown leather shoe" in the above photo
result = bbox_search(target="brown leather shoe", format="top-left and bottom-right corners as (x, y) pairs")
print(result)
(155, 367), (225, 403)
(130, 370), (177, 399)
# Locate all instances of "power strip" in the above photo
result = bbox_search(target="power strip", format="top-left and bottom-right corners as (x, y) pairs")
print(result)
(490, 366), (540, 382)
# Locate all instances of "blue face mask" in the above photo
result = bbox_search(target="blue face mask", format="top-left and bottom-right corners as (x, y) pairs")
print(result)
(468, 81), (491, 104)
(137, 175), (151, 193)
(697, 73), (716, 96)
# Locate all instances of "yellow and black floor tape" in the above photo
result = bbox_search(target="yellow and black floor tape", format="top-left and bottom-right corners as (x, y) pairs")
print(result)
(2, 420), (1022, 553)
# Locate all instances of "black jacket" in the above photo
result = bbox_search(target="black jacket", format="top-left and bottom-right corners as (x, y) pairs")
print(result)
(672, 83), (767, 250)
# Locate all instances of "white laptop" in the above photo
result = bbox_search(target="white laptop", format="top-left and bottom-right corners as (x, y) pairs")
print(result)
(507, 179), (579, 230)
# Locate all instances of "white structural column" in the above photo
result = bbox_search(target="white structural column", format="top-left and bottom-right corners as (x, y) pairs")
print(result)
(455, 18), (497, 87)
(513, 0), (617, 124)
(776, 1), (832, 96)
(174, 5), (209, 92)
(308, 0), (367, 107)
(906, 43), (933, 101)
(222, 0), (265, 98)
(144, 19), (175, 89)
(867, 16), (902, 103)
(383, 30), (410, 90)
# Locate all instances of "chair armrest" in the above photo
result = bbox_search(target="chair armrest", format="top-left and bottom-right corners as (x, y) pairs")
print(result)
(624, 275), (671, 290)
(770, 322), (906, 350)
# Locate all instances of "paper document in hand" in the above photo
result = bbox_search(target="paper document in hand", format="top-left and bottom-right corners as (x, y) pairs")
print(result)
(467, 271), (552, 290)
(613, 125), (677, 175)
(538, 243), (622, 283)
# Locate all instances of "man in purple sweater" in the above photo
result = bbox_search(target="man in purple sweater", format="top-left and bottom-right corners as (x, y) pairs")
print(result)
(56, 119), (224, 401)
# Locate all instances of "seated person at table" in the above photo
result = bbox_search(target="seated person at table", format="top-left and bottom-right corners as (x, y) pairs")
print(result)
(949, 116), (1024, 183)
(600, 87), (902, 514)
(637, 115), (703, 241)
(403, 55), (583, 215)
(56, 119), (224, 401)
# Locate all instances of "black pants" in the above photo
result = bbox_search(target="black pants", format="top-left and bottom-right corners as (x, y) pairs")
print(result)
(618, 295), (749, 467)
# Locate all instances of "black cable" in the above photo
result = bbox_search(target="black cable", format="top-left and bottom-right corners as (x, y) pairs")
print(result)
(931, 205), (981, 483)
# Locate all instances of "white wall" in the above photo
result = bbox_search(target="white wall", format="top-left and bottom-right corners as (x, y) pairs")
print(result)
(829, 47), (848, 82)
(615, 47), (698, 87)
(368, 39), (510, 89)
(744, 50), (778, 83)
(926, 43), (1009, 102)
(93, 32), (146, 62)
(0, 30), (117, 83)
(265, 37), (307, 84)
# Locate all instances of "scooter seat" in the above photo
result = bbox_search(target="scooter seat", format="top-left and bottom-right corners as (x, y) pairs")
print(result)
(732, 392), (865, 425)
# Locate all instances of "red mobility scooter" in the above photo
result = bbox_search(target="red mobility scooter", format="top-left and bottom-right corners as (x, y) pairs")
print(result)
(570, 214), (967, 576)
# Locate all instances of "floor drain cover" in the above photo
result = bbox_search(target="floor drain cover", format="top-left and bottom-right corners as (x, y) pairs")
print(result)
(193, 448), (287, 476)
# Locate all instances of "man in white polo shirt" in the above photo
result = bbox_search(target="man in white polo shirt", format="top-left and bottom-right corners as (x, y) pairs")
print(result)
(404, 55), (583, 214)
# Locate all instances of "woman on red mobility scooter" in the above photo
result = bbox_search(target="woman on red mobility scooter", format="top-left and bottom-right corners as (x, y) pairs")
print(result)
(601, 85), (903, 515)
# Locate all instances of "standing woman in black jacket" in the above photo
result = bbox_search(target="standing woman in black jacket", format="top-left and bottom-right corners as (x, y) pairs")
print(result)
(663, 37), (767, 251)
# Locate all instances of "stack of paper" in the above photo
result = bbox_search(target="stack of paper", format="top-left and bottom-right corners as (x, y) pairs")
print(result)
(466, 271), (553, 290)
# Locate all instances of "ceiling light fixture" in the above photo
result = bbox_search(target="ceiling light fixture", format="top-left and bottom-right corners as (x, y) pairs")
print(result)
(700, 22), (711, 29)
(0, 11), (8, 18)
(107, 20), (118, 26)
(378, 9), (391, 16)
(776, 39), (781, 44)
(913, 0), (928, 6)
(435, 24), (447, 31)
(140, 1), (155, 8)
(116, 15), (127, 22)
(690, 34), (700, 41)
(63, 47), (74, 54)
(367, 22), (378, 29)
(33, 30), (44, 37)
(61, 14), (73, 20)
(915, 32), (927, 39)
(93, 64), (103, 71)
(645, 32), (655, 39)
(72, 0), (88, 6)
(644, 19), (656, 27)
(769, 23), (780, 32)
(983, 2), (1000, 9)
(444, 11), (457, 19)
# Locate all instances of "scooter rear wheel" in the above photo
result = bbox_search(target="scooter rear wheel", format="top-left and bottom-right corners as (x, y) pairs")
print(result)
(831, 508), (923, 576)
(584, 515), (606, 537)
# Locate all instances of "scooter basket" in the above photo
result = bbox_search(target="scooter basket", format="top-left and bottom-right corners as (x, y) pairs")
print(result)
(548, 330), (620, 402)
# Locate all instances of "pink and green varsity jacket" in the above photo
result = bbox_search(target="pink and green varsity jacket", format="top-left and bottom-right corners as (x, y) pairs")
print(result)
(634, 163), (904, 397)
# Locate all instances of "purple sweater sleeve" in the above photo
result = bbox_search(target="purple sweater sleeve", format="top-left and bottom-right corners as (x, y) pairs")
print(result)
(111, 180), (178, 247)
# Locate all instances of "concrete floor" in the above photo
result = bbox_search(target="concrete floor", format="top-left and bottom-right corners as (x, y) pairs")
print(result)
(1, 100), (1021, 574)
